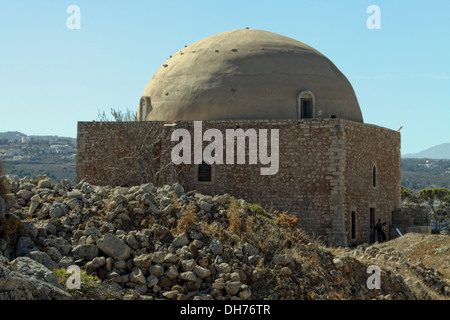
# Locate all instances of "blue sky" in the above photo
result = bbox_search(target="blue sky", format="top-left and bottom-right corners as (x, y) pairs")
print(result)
(0, 0), (449, 155)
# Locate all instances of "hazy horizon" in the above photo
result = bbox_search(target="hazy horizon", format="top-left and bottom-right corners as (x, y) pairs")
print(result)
(1, 0), (449, 155)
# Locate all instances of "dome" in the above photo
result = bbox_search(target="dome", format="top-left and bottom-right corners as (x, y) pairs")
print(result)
(138, 29), (363, 123)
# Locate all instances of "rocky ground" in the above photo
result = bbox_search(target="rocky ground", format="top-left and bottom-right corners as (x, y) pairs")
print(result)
(0, 175), (449, 300)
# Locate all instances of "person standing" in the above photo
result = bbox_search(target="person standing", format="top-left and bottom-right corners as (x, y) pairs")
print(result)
(381, 222), (387, 242)
(370, 222), (375, 243)
(375, 219), (383, 243)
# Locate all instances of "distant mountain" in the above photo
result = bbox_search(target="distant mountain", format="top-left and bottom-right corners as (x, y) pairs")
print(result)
(0, 131), (27, 141)
(401, 158), (450, 192)
(0, 131), (76, 144)
(402, 143), (450, 159)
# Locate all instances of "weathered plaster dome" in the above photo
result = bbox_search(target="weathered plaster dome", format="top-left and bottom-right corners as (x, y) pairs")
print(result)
(138, 29), (363, 123)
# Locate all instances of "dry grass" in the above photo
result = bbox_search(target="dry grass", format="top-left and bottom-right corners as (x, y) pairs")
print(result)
(176, 201), (197, 234)
(171, 191), (182, 211)
(226, 197), (243, 235)
(378, 233), (450, 281)
(274, 210), (298, 229)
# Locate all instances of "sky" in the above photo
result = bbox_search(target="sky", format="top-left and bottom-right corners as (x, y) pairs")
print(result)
(0, 0), (449, 155)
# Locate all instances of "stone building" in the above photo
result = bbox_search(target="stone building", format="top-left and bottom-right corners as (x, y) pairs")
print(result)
(76, 29), (401, 246)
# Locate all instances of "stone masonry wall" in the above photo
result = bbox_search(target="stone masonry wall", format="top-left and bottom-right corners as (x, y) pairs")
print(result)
(76, 119), (401, 245)
(391, 207), (431, 238)
(342, 122), (402, 245)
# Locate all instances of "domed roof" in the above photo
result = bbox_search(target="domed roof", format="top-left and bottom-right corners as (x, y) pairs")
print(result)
(138, 29), (363, 123)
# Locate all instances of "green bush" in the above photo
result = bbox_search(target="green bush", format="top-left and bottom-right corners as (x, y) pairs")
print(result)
(248, 203), (273, 220)
(53, 267), (101, 298)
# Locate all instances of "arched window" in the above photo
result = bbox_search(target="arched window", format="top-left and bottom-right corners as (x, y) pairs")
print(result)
(140, 102), (147, 121)
(372, 165), (377, 187)
(139, 96), (152, 121)
(297, 90), (315, 119)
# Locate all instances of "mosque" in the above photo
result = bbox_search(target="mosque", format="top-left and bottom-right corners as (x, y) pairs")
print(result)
(76, 29), (401, 246)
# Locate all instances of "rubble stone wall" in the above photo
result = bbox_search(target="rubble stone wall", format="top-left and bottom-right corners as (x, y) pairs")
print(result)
(76, 119), (401, 245)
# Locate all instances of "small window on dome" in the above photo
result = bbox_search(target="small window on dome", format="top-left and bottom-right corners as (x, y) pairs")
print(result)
(301, 98), (312, 119)
(140, 103), (147, 121)
(139, 96), (152, 121)
(297, 91), (315, 119)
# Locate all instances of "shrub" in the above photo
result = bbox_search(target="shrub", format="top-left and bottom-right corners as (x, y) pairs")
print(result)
(248, 203), (273, 220)
(176, 201), (197, 234)
(53, 267), (101, 298)
(227, 197), (243, 234)
(0, 217), (25, 248)
(274, 210), (298, 229)
(171, 191), (183, 211)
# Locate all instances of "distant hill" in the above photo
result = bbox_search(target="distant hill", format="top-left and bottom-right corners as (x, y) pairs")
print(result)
(0, 131), (76, 145)
(401, 158), (450, 192)
(0, 131), (76, 185)
(403, 143), (450, 159)
(0, 131), (27, 141)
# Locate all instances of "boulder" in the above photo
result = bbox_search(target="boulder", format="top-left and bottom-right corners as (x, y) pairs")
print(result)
(179, 271), (197, 282)
(26, 251), (58, 270)
(181, 259), (197, 272)
(66, 198), (82, 210)
(152, 251), (166, 264)
(194, 265), (211, 279)
(37, 179), (52, 189)
(28, 194), (41, 215)
(16, 190), (32, 201)
(150, 265), (164, 277)
(96, 233), (131, 260)
(71, 244), (99, 261)
(209, 239), (223, 255)
(67, 190), (83, 200)
(16, 237), (38, 257)
(225, 281), (242, 295)
(49, 203), (69, 219)
(172, 233), (189, 248)
(81, 182), (94, 194)
(162, 290), (179, 299)
(130, 268), (146, 285)
(133, 254), (152, 268)
(0, 257), (72, 300)
(147, 275), (158, 288)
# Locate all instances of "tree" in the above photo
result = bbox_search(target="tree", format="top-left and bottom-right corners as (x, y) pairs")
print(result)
(97, 108), (137, 122)
(415, 188), (450, 233)
(401, 186), (414, 201)
(91, 108), (184, 187)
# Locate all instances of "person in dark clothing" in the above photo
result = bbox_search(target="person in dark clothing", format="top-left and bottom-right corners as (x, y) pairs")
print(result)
(370, 222), (375, 243)
(375, 219), (383, 242)
(381, 222), (387, 241)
